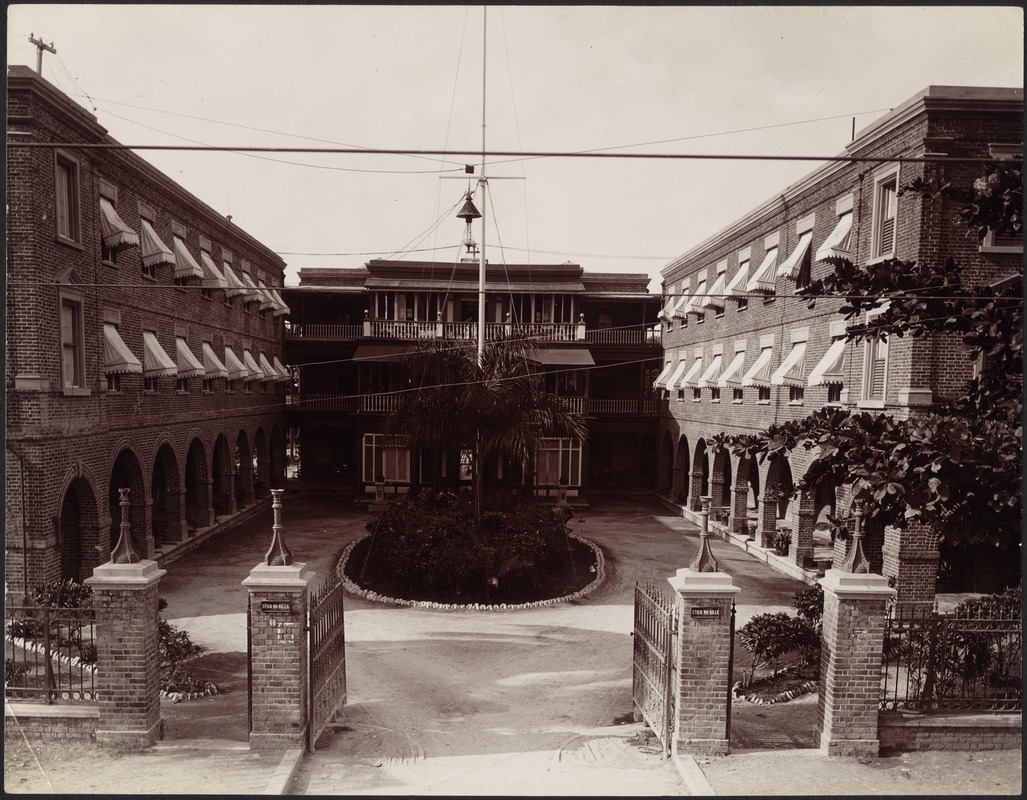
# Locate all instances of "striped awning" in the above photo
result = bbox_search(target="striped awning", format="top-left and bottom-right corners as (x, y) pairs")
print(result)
(239, 272), (263, 304)
(176, 337), (205, 378)
(815, 213), (853, 263)
(258, 352), (278, 382)
(99, 197), (139, 250)
(746, 249), (777, 294)
(202, 342), (229, 378)
(653, 362), (674, 389)
(223, 346), (248, 380)
(257, 280), (277, 311)
(771, 341), (807, 387)
(173, 237), (204, 281)
(703, 272), (727, 311)
(103, 323), (142, 375)
(685, 281), (707, 316)
(717, 350), (747, 387)
(272, 355), (292, 382)
(222, 265), (248, 299)
(741, 346), (774, 387)
(242, 349), (264, 381)
(200, 251), (229, 290)
(142, 331), (178, 377)
(270, 288), (291, 317)
(725, 263), (748, 301)
(698, 353), (723, 388)
(777, 232), (813, 279)
(665, 359), (689, 389)
(140, 219), (174, 268)
(679, 357), (704, 389)
(807, 338), (847, 386)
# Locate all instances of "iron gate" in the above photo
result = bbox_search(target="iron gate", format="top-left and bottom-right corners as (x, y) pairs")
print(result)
(632, 579), (679, 758)
(308, 577), (347, 751)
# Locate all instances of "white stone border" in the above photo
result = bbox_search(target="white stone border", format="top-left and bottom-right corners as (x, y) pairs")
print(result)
(336, 533), (606, 611)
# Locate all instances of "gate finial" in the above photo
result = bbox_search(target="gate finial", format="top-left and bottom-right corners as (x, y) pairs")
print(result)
(838, 499), (871, 573)
(689, 495), (718, 572)
(264, 489), (293, 566)
(111, 487), (141, 564)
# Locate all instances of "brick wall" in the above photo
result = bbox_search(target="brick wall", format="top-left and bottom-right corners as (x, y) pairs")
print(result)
(879, 712), (1021, 753)
(6, 68), (288, 600)
(4, 706), (99, 742)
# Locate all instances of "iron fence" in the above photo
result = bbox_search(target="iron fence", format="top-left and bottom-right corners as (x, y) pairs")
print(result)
(5, 605), (98, 704)
(881, 604), (1021, 713)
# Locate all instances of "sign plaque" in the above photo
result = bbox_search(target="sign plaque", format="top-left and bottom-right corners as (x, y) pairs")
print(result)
(690, 606), (721, 618)
(261, 600), (291, 614)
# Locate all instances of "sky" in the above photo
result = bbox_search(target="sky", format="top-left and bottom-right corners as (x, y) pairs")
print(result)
(6, 5), (1024, 290)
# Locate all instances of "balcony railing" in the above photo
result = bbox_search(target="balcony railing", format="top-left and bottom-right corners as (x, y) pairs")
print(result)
(585, 328), (662, 346)
(285, 323), (363, 340)
(285, 318), (595, 343)
(287, 392), (657, 416)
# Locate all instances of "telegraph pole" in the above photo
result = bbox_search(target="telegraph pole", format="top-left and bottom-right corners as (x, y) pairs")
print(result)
(29, 34), (56, 76)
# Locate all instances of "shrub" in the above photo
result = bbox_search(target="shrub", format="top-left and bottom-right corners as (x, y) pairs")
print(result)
(738, 611), (821, 687)
(157, 597), (214, 695)
(793, 583), (824, 628)
(31, 578), (93, 609)
(359, 489), (574, 602)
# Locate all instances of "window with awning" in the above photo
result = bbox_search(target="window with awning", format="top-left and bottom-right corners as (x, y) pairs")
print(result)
(142, 331), (178, 377)
(703, 272), (727, 311)
(771, 341), (807, 387)
(270, 288), (291, 317)
(815, 212), (853, 263)
(653, 361), (674, 389)
(202, 342), (229, 378)
(528, 348), (595, 367)
(666, 358), (689, 389)
(223, 346), (248, 380)
(242, 349), (264, 381)
(807, 338), (847, 386)
(103, 323), (142, 375)
(272, 355), (292, 382)
(221, 265), (248, 298)
(741, 346), (774, 386)
(257, 280), (277, 311)
(176, 337), (205, 377)
(685, 280), (707, 315)
(173, 236), (203, 281)
(200, 251), (229, 290)
(698, 353), (723, 387)
(140, 219), (174, 268)
(671, 291), (690, 318)
(99, 197), (139, 250)
(777, 232), (813, 279)
(679, 356), (704, 389)
(258, 352), (277, 382)
(239, 272), (263, 304)
(717, 350), (747, 387)
(725, 262), (748, 301)
(746, 248), (778, 294)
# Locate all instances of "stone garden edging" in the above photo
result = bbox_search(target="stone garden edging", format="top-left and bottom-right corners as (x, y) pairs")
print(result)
(335, 533), (606, 611)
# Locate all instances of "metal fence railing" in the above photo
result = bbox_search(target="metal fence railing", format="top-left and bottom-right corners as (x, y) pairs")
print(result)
(5, 605), (98, 704)
(881, 605), (1021, 713)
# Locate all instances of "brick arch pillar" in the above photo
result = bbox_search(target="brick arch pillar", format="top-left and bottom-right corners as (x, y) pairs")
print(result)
(793, 489), (817, 569)
(759, 486), (779, 549)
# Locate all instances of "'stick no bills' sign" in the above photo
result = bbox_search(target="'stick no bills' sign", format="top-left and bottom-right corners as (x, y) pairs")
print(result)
(690, 606), (721, 618)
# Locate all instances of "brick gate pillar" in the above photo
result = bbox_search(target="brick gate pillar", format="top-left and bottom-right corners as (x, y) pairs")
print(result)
(882, 521), (939, 615)
(86, 489), (165, 750)
(667, 498), (740, 756)
(242, 490), (312, 751)
(816, 502), (896, 757)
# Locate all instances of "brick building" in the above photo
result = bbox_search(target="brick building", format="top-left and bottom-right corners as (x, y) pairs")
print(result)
(655, 85), (1022, 592)
(6, 66), (291, 602)
(282, 254), (661, 503)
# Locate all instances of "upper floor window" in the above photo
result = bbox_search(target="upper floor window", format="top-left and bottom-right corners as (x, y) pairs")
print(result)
(861, 308), (889, 405)
(55, 153), (81, 244)
(872, 168), (900, 260)
(60, 295), (85, 389)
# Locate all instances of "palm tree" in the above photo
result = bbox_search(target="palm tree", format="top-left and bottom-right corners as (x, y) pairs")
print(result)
(385, 335), (587, 541)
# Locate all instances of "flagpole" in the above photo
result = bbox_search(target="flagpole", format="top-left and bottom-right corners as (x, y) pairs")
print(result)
(477, 5), (488, 364)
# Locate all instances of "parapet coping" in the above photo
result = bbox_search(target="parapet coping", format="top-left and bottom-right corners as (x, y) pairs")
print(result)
(880, 711), (1022, 729)
(5, 701), (99, 719)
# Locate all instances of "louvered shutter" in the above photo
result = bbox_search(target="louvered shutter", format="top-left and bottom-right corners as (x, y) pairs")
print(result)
(61, 302), (78, 387)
